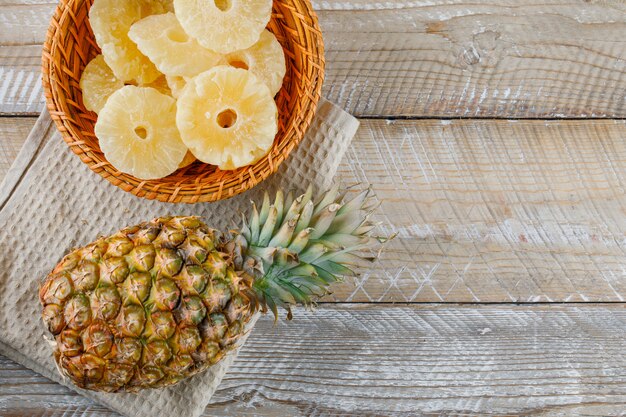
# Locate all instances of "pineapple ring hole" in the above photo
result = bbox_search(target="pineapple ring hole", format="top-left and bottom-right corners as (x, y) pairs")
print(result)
(134, 126), (149, 140)
(228, 58), (249, 70)
(216, 109), (238, 129)
(167, 28), (189, 43)
(214, 0), (232, 11)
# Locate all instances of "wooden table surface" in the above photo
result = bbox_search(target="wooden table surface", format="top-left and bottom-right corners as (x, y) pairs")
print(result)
(2, 1), (626, 415)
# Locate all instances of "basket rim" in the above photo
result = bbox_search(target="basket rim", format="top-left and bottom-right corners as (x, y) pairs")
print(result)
(41, 0), (325, 204)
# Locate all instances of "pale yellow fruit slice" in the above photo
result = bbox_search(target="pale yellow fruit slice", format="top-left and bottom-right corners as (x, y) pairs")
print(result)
(79, 55), (124, 114)
(178, 151), (197, 168)
(99, 41), (161, 84)
(96, 86), (187, 180)
(90, 0), (169, 44)
(142, 74), (172, 96)
(156, 0), (174, 12)
(129, 13), (224, 78)
(226, 30), (286, 96)
(176, 66), (278, 170)
(173, 0), (272, 54)
(89, 0), (164, 84)
(166, 75), (187, 98)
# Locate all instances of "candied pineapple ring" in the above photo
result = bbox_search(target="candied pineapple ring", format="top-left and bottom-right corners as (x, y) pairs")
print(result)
(89, 0), (163, 83)
(176, 66), (278, 170)
(129, 13), (224, 78)
(178, 151), (197, 168)
(173, 0), (272, 54)
(166, 75), (188, 98)
(79, 55), (124, 114)
(139, 74), (172, 96)
(225, 29), (286, 96)
(96, 86), (188, 180)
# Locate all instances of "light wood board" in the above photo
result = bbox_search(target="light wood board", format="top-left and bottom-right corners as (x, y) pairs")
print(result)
(339, 118), (626, 303)
(2, 1), (626, 416)
(0, 117), (31, 180)
(1, 1), (625, 117)
(3, 117), (626, 303)
(2, 304), (626, 416)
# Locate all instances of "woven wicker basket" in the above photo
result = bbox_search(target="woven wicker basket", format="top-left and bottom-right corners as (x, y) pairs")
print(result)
(42, 0), (324, 203)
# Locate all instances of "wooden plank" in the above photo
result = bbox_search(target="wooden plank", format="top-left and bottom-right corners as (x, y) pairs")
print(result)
(0, 45), (43, 115)
(0, 117), (33, 180)
(2, 304), (626, 416)
(1, 1), (625, 117)
(0, 3), (51, 45)
(0, 2), (50, 114)
(3, 117), (626, 302)
(338, 118), (626, 302)
(322, 2), (626, 118)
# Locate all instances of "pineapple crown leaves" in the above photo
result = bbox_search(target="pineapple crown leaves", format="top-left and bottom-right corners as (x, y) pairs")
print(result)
(231, 185), (387, 320)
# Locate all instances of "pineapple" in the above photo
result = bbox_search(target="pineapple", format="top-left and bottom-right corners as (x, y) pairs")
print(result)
(165, 75), (187, 99)
(226, 30), (286, 96)
(142, 74), (172, 96)
(156, 0), (174, 12)
(95, 86), (187, 180)
(40, 187), (382, 392)
(129, 13), (225, 78)
(79, 55), (124, 114)
(89, 0), (164, 84)
(173, 0), (272, 54)
(176, 66), (277, 170)
(178, 151), (197, 168)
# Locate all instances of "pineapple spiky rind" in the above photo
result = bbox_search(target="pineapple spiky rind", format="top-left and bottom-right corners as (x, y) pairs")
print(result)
(40, 187), (382, 391)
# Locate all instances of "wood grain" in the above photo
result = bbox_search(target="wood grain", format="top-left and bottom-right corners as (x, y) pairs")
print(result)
(1, 1), (625, 117)
(0, 117), (32, 180)
(2, 304), (626, 416)
(338, 118), (626, 302)
(0, 3), (51, 45)
(3, 117), (626, 302)
(3, 2), (626, 416)
(0, 45), (42, 115)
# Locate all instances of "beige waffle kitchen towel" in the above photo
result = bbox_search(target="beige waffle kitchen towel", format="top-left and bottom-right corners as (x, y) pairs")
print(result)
(0, 98), (359, 417)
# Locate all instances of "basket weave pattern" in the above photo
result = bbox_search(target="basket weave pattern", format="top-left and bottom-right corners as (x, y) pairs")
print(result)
(42, 0), (324, 203)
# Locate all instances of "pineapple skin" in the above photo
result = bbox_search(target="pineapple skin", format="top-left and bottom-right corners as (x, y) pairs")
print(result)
(40, 188), (384, 392)
(39, 217), (255, 392)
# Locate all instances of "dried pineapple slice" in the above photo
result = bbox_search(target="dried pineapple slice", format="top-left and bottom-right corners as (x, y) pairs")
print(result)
(142, 74), (172, 95)
(166, 75), (187, 98)
(89, 0), (164, 84)
(176, 66), (278, 170)
(99, 41), (161, 84)
(129, 13), (224, 78)
(173, 0), (272, 54)
(226, 30), (286, 96)
(90, 0), (169, 44)
(96, 86), (187, 180)
(178, 151), (197, 168)
(156, 0), (174, 12)
(79, 55), (124, 114)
